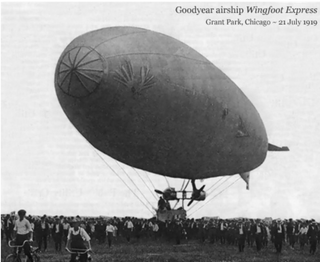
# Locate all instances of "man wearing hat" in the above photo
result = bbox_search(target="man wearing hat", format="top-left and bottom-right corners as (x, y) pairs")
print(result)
(124, 218), (134, 242)
(174, 219), (183, 245)
(253, 219), (263, 251)
(247, 219), (255, 247)
(307, 220), (318, 255)
(218, 219), (226, 244)
(298, 222), (308, 251)
(35, 215), (50, 252)
(106, 221), (115, 248)
(12, 209), (34, 262)
(286, 218), (295, 249)
(237, 220), (246, 252)
(273, 219), (285, 253)
(66, 218), (91, 262)
(52, 216), (63, 252)
(4, 214), (15, 244)
(62, 217), (70, 247)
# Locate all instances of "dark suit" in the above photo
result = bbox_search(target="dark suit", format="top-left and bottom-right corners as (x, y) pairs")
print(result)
(252, 223), (263, 251)
(218, 222), (226, 244)
(174, 222), (183, 245)
(4, 217), (14, 243)
(52, 222), (63, 251)
(247, 223), (255, 246)
(286, 222), (295, 248)
(237, 224), (246, 252)
(35, 220), (49, 251)
(272, 224), (285, 253)
(307, 224), (318, 255)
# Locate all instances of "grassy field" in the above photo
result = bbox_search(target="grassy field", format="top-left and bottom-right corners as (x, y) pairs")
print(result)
(1, 237), (319, 262)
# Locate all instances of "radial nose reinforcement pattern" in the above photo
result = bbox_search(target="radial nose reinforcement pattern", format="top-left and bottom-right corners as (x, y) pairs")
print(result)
(56, 46), (105, 98)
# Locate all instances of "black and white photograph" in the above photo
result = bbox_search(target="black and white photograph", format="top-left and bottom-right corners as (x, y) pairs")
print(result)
(1, 2), (320, 261)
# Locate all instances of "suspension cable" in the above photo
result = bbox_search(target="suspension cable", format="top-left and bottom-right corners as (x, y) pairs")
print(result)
(183, 179), (190, 191)
(207, 176), (232, 196)
(180, 179), (186, 191)
(92, 150), (154, 215)
(132, 167), (158, 201)
(164, 176), (170, 187)
(173, 200), (180, 210)
(205, 177), (224, 195)
(187, 176), (232, 213)
(188, 177), (241, 217)
(144, 171), (157, 192)
(115, 161), (155, 209)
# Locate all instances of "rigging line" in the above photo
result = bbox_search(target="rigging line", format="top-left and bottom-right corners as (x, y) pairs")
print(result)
(173, 200), (180, 210)
(135, 168), (158, 201)
(132, 167), (158, 201)
(180, 180), (186, 191)
(164, 176), (170, 187)
(205, 177), (225, 194)
(187, 176), (232, 213)
(188, 176), (229, 213)
(188, 178), (241, 218)
(92, 150), (153, 215)
(77, 135), (153, 214)
(183, 179), (190, 191)
(206, 176), (232, 196)
(144, 171), (157, 192)
(116, 161), (155, 210)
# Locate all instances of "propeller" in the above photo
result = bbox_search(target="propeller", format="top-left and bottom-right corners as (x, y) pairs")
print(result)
(199, 185), (205, 191)
(187, 185), (206, 206)
(155, 189), (163, 195)
(187, 199), (194, 207)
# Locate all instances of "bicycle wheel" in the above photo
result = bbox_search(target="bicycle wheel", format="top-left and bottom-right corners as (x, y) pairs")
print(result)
(5, 254), (21, 262)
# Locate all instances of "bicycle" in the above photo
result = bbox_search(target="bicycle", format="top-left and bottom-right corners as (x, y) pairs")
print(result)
(65, 247), (92, 262)
(5, 240), (40, 262)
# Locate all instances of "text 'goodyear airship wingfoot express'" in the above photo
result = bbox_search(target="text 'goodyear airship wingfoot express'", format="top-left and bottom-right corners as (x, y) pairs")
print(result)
(54, 26), (289, 218)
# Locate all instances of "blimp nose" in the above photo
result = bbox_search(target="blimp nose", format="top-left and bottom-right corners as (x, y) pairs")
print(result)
(55, 46), (105, 98)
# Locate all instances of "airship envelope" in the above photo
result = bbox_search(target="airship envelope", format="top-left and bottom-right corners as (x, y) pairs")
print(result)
(54, 26), (268, 180)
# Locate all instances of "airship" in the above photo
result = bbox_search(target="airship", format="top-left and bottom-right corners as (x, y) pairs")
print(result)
(54, 26), (288, 205)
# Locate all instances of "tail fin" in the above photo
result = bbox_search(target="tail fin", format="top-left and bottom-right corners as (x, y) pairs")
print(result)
(268, 143), (289, 151)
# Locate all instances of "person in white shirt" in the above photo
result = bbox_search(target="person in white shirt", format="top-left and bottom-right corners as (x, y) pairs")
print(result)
(66, 219), (91, 262)
(124, 219), (134, 242)
(106, 221), (115, 248)
(299, 223), (308, 250)
(112, 224), (118, 238)
(219, 220), (226, 244)
(90, 223), (95, 238)
(30, 220), (35, 232)
(153, 222), (159, 240)
(148, 221), (154, 238)
(12, 209), (34, 262)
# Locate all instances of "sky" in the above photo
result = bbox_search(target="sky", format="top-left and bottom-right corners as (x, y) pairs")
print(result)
(1, 2), (320, 220)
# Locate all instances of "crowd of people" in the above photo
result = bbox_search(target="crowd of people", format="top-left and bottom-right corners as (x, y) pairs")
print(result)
(2, 210), (319, 261)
